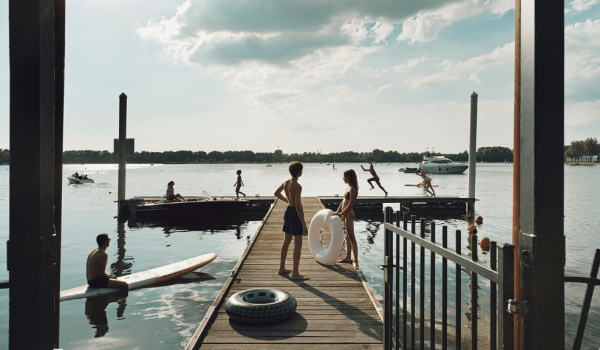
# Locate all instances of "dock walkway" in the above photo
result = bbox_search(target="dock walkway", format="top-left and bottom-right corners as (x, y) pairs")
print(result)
(188, 197), (383, 349)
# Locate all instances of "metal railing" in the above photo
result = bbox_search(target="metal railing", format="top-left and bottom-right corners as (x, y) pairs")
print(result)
(565, 249), (600, 350)
(382, 207), (515, 349)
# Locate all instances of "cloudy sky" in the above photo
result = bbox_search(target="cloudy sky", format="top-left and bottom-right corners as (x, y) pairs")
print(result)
(0, 0), (599, 154)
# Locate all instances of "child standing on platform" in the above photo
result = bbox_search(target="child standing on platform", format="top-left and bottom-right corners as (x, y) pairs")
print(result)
(233, 170), (246, 199)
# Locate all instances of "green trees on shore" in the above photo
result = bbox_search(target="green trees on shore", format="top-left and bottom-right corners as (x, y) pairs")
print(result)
(0, 149), (9, 164)
(54, 146), (514, 164)
(564, 137), (599, 162)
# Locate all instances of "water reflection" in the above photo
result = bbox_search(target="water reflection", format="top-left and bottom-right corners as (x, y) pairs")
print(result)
(85, 294), (126, 338)
(110, 218), (133, 276)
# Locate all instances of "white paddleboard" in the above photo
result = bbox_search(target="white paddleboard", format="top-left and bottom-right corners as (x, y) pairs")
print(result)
(60, 253), (217, 301)
(405, 184), (439, 187)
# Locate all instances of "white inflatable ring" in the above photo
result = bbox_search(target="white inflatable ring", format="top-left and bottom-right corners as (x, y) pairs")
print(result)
(308, 209), (347, 265)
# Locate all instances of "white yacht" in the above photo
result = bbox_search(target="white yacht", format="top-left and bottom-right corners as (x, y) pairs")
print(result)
(418, 156), (468, 174)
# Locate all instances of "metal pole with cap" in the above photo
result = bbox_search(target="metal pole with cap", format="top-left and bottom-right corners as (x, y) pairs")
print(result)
(118, 93), (127, 212)
(468, 92), (478, 213)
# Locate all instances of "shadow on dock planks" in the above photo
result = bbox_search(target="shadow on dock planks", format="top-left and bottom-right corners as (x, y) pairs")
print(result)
(186, 197), (384, 350)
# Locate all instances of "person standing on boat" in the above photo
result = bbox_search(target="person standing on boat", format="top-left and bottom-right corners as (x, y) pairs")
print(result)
(86, 233), (129, 292)
(361, 161), (388, 196)
(274, 162), (310, 280)
(166, 181), (184, 201)
(233, 170), (246, 199)
(333, 169), (359, 271)
(415, 169), (436, 197)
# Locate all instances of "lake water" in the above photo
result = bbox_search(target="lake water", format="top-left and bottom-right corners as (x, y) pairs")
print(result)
(0, 163), (598, 349)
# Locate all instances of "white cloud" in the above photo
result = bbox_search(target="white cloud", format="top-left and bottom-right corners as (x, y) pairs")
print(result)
(565, 20), (600, 82)
(393, 56), (428, 73)
(410, 42), (514, 89)
(565, 100), (600, 127)
(567, 0), (600, 13)
(253, 89), (303, 105)
(377, 84), (397, 93)
(371, 21), (395, 44)
(397, 0), (513, 44)
(138, 0), (508, 66)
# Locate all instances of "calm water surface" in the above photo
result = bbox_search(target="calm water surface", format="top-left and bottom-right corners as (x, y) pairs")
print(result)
(0, 163), (598, 349)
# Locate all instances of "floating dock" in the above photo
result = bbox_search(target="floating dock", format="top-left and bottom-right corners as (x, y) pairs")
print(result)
(186, 197), (384, 350)
(318, 196), (476, 214)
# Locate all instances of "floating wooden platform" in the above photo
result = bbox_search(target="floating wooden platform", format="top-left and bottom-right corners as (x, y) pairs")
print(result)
(186, 197), (383, 350)
(319, 196), (475, 213)
(119, 196), (275, 215)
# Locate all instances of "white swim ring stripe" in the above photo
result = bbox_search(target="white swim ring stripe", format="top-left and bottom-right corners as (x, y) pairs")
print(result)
(308, 209), (347, 265)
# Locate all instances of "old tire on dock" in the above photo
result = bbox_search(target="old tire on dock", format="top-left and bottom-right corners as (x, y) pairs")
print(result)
(225, 288), (297, 324)
(308, 209), (347, 265)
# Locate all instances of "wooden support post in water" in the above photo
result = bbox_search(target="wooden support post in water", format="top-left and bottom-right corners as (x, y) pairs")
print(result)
(519, 0), (565, 348)
(53, 0), (66, 346)
(468, 92), (478, 214)
(8, 0), (60, 347)
(118, 93), (128, 212)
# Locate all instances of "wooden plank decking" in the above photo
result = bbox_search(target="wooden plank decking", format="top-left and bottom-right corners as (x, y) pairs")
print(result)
(188, 197), (384, 349)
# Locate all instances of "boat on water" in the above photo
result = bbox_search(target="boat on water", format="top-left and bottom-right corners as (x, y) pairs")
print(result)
(398, 167), (418, 173)
(418, 156), (468, 174)
(134, 197), (248, 217)
(68, 173), (94, 184)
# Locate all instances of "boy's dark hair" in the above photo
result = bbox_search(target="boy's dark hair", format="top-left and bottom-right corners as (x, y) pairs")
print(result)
(97, 233), (110, 247)
(289, 162), (303, 177)
(236, 170), (241, 175)
(168, 181), (174, 186)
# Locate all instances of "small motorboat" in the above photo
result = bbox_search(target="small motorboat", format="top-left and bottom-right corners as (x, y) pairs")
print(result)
(399, 167), (418, 173)
(68, 173), (94, 184)
(134, 197), (248, 217)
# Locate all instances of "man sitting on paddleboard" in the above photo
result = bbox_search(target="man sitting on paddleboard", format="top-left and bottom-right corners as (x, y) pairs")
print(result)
(86, 233), (129, 293)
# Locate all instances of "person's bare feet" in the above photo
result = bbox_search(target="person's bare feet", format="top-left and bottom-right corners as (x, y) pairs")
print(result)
(291, 273), (310, 280)
(384, 191), (388, 197)
(278, 268), (292, 275)
(338, 258), (352, 263)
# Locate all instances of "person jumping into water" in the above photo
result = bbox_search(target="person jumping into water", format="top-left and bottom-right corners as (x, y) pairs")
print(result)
(86, 233), (129, 293)
(333, 169), (359, 271)
(415, 169), (436, 197)
(233, 170), (246, 198)
(361, 161), (388, 196)
(273, 161), (310, 280)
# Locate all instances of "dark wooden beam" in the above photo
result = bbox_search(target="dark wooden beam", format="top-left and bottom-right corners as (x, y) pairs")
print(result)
(519, 0), (565, 348)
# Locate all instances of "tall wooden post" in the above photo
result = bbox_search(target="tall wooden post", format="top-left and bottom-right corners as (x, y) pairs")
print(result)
(118, 93), (128, 211)
(8, 0), (60, 348)
(512, 0), (521, 347)
(54, 0), (66, 346)
(519, 0), (565, 348)
(468, 92), (478, 214)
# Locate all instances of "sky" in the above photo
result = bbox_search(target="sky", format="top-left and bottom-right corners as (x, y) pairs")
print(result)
(0, 0), (599, 154)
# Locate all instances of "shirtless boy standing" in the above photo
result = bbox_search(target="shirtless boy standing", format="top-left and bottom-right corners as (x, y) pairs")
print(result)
(274, 162), (310, 280)
(361, 161), (388, 196)
(86, 233), (129, 292)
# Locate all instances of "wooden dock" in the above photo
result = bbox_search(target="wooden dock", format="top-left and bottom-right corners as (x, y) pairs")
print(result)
(186, 197), (383, 350)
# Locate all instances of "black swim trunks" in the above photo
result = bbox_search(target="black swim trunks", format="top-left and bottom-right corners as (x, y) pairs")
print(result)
(88, 277), (109, 288)
(283, 206), (304, 236)
(369, 176), (380, 182)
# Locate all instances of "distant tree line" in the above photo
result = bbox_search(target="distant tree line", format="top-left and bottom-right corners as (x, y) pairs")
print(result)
(564, 137), (599, 163)
(52, 146), (513, 164)
(0, 149), (9, 164)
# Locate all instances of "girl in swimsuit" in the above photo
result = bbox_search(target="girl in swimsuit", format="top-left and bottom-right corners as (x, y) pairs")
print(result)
(333, 169), (359, 271)
(415, 170), (436, 197)
(233, 170), (246, 198)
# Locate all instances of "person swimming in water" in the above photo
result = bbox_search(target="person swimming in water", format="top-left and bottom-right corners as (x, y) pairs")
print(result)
(333, 169), (359, 271)
(361, 161), (388, 196)
(233, 170), (246, 199)
(415, 169), (435, 197)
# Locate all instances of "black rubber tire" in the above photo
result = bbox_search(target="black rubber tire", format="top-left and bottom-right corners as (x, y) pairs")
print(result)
(225, 288), (297, 324)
